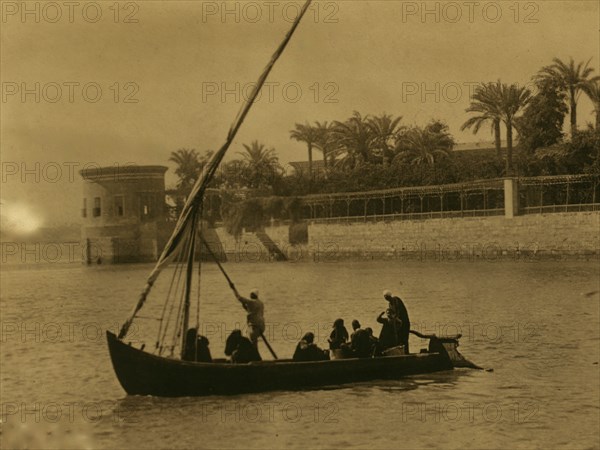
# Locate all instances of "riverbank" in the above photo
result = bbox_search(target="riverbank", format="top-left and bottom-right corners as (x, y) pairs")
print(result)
(214, 211), (600, 262)
(1, 211), (597, 265)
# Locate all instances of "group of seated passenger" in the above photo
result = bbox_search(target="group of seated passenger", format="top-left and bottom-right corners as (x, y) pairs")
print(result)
(183, 307), (407, 365)
(182, 327), (263, 364)
(318, 310), (406, 360)
(292, 314), (399, 362)
(318, 289), (410, 359)
(327, 318), (381, 358)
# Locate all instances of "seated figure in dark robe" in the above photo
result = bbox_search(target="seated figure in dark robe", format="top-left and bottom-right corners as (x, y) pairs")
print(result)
(351, 327), (374, 358)
(182, 327), (213, 362)
(225, 329), (261, 363)
(195, 335), (212, 362)
(328, 318), (349, 350)
(293, 332), (329, 361)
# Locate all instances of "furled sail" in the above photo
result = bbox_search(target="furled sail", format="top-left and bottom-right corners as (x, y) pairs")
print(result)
(118, 0), (313, 339)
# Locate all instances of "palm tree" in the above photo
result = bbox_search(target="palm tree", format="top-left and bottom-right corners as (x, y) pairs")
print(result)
(535, 57), (597, 135)
(331, 111), (376, 167)
(290, 123), (320, 178)
(367, 113), (404, 165)
(238, 141), (280, 189)
(581, 79), (600, 129)
(169, 148), (201, 192)
(497, 83), (532, 175)
(313, 120), (338, 170)
(395, 121), (454, 166)
(461, 82), (503, 157)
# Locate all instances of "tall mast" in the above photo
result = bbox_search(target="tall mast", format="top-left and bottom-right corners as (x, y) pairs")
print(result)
(181, 209), (198, 358)
(117, 0), (313, 341)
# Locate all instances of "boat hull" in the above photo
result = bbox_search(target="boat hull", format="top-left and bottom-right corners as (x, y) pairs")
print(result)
(106, 331), (454, 397)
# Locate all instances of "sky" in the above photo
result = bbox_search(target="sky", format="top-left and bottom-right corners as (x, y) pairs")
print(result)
(1, 0), (599, 227)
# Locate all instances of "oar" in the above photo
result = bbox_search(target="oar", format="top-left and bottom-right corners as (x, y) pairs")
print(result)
(410, 329), (462, 340)
(200, 237), (278, 359)
(200, 236), (236, 290)
(259, 332), (279, 359)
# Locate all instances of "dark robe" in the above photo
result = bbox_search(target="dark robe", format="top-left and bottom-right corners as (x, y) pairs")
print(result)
(328, 326), (349, 350)
(182, 329), (213, 362)
(351, 329), (373, 358)
(377, 315), (401, 351)
(231, 338), (261, 363)
(225, 330), (261, 363)
(389, 296), (410, 353)
(369, 335), (382, 356)
(195, 336), (212, 362)
(293, 340), (329, 361)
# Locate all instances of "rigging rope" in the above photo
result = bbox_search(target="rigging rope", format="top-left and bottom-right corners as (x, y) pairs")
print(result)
(170, 221), (195, 356)
(159, 229), (191, 355)
(155, 247), (186, 351)
(169, 265), (188, 356)
(196, 203), (204, 330)
(180, 208), (198, 358)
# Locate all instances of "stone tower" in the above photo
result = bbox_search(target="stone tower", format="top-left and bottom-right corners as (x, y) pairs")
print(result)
(79, 165), (170, 264)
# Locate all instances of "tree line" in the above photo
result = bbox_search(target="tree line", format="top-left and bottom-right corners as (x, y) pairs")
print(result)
(166, 56), (600, 228)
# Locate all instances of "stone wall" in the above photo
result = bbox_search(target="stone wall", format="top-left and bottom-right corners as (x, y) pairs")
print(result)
(260, 212), (600, 261)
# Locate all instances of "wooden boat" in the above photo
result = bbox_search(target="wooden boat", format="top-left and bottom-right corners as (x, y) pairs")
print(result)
(106, 0), (479, 397)
(107, 331), (460, 397)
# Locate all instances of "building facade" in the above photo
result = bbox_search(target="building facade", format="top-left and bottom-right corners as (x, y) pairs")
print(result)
(79, 165), (171, 264)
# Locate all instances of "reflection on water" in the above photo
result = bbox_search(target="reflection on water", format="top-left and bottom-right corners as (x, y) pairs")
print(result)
(1, 260), (599, 449)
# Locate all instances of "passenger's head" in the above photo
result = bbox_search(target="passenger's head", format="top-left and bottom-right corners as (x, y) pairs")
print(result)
(352, 320), (361, 330)
(250, 289), (259, 299)
(186, 327), (198, 342)
(365, 327), (373, 336)
(383, 290), (392, 301)
(302, 332), (315, 344)
(333, 318), (344, 328)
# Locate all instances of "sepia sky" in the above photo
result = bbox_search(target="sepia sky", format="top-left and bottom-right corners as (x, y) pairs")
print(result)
(1, 0), (599, 226)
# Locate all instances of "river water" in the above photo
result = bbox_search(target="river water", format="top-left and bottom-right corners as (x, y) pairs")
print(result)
(1, 260), (599, 449)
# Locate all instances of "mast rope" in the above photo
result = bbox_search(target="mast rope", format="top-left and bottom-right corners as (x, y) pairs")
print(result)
(169, 259), (188, 356)
(160, 268), (184, 355)
(155, 249), (186, 351)
(194, 202), (204, 359)
(180, 209), (198, 358)
(170, 220), (196, 356)
(159, 231), (191, 355)
(196, 203), (206, 326)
